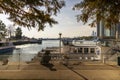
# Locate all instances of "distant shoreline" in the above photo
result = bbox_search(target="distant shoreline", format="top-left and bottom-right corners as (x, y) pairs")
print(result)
(13, 40), (42, 45)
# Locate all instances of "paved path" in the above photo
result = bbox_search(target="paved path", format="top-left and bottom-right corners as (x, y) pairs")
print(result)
(0, 61), (120, 80)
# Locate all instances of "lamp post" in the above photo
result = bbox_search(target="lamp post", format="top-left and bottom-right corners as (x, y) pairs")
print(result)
(59, 33), (62, 54)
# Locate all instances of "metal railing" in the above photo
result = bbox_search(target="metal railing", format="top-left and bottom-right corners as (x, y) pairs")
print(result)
(0, 53), (98, 65)
(0, 52), (118, 70)
(0, 53), (118, 64)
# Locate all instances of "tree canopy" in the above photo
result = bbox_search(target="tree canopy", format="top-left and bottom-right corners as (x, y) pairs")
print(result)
(73, 0), (120, 28)
(0, 0), (65, 31)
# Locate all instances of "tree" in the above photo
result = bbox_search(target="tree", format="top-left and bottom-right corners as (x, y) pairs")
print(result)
(0, 20), (7, 39)
(15, 27), (22, 39)
(0, 0), (65, 31)
(73, 0), (120, 28)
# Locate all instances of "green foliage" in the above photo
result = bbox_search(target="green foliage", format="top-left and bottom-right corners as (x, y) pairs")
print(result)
(15, 27), (22, 39)
(73, 0), (120, 28)
(0, 20), (7, 38)
(0, 0), (65, 31)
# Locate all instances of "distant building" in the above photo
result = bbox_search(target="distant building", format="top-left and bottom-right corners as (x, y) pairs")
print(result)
(117, 23), (120, 38)
(97, 21), (120, 39)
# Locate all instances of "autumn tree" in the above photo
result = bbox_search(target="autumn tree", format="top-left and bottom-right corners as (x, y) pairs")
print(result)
(0, 0), (65, 31)
(73, 0), (120, 28)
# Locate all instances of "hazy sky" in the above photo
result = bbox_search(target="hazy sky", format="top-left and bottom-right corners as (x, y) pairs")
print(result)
(0, 0), (96, 38)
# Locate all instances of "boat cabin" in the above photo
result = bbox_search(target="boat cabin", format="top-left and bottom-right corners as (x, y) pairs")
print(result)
(68, 40), (101, 60)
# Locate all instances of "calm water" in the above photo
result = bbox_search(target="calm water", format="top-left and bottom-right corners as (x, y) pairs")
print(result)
(3, 40), (62, 62)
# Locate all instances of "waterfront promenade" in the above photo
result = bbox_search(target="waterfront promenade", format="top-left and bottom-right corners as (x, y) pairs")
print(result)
(0, 61), (120, 80)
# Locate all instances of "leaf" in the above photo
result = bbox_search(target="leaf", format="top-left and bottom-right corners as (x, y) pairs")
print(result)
(0, 0), (65, 31)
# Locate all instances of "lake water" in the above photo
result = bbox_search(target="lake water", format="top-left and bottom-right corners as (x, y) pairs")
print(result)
(2, 40), (62, 62)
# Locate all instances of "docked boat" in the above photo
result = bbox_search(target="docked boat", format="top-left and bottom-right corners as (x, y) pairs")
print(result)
(0, 42), (15, 54)
(66, 40), (101, 60)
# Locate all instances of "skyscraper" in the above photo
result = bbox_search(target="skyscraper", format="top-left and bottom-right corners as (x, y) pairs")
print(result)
(97, 21), (119, 39)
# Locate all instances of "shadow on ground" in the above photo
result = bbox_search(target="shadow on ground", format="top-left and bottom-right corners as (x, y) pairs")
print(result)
(41, 63), (57, 71)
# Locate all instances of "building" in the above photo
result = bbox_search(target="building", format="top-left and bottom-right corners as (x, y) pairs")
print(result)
(97, 21), (120, 39)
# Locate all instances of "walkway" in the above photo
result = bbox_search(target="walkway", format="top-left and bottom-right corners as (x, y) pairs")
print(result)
(0, 61), (120, 80)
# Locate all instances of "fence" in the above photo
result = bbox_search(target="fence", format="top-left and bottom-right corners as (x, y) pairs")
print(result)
(0, 53), (118, 68)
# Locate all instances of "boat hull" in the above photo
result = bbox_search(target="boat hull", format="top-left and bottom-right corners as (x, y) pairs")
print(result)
(0, 46), (15, 54)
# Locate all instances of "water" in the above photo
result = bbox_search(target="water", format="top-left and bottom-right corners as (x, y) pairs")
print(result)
(2, 40), (62, 62)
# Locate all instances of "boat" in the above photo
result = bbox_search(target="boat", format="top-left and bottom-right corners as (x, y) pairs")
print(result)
(67, 39), (101, 60)
(0, 41), (15, 54)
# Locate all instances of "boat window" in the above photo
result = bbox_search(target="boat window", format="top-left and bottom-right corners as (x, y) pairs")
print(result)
(84, 48), (89, 54)
(96, 50), (100, 55)
(90, 48), (95, 53)
(78, 48), (82, 53)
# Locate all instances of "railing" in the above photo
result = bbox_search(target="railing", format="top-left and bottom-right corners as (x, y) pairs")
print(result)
(38, 53), (98, 61)
(0, 53), (118, 65)
(0, 53), (118, 70)
(0, 53), (98, 63)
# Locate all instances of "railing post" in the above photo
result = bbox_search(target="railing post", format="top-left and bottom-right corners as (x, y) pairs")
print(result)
(101, 53), (105, 64)
(59, 33), (62, 54)
(16, 48), (21, 69)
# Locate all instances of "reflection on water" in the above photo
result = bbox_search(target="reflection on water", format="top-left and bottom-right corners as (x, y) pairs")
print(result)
(1, 40), (62, 62)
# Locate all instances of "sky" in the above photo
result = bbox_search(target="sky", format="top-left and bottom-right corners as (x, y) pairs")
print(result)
(0, 0), (96, 38)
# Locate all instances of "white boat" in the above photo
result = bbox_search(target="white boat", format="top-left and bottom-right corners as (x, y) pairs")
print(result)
(0, 42), (15, 54)
(69, 40), (101, 60)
